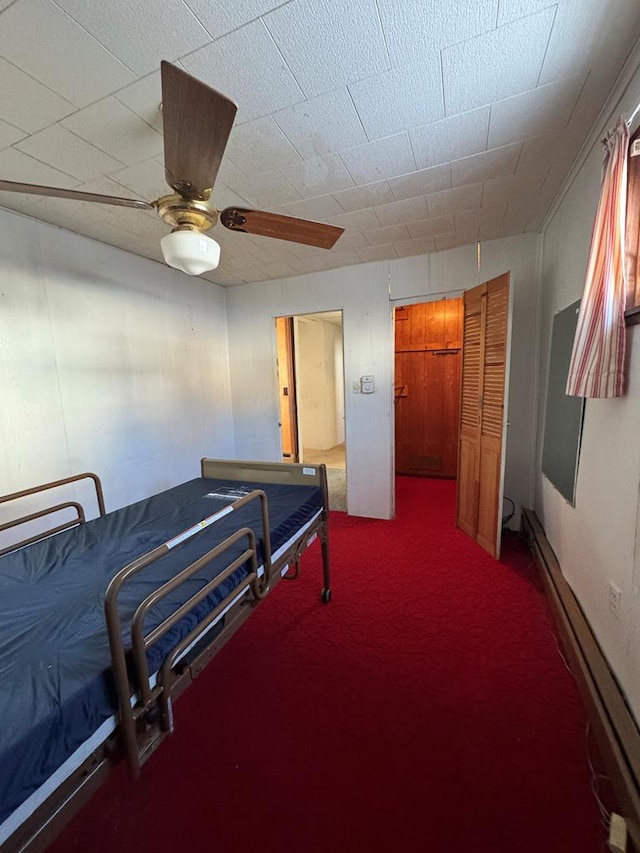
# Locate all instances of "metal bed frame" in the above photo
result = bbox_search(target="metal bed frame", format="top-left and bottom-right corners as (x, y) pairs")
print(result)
(0, 458), (330, 853)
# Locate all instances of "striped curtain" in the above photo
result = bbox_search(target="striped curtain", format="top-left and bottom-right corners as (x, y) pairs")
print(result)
(566, 117), (629, 398)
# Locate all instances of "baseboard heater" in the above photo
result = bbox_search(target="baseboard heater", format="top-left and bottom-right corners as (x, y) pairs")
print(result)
(522, 508), (640, 852)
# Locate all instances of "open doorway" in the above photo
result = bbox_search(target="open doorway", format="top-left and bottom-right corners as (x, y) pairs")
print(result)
(394, 297), (463, 480)
(275, 311), (346, 511)
(393, 275), (510, 558)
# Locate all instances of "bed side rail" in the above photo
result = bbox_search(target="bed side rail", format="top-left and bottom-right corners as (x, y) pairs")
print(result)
(104, 489), (272, 776)
(0, 472), (105, 557)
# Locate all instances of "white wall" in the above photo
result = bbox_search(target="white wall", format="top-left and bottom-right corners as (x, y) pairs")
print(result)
(536, 59), (640, 724)
(226, 232), (540, 520)
(0, 208), (234, 542)
(226, 262), (393, 518)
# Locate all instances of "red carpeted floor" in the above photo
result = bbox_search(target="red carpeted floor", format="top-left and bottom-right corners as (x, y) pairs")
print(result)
(50, 477), (606, 852)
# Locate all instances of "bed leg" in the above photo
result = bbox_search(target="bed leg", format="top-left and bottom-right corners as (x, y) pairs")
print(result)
(318, 464), (332, 603)
(320, 523), (331, 603)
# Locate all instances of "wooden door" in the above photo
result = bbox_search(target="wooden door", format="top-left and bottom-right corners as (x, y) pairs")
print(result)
(456, 274), (510, 557)
(394, 299), (462, 478)
(275, 317), (298, 462)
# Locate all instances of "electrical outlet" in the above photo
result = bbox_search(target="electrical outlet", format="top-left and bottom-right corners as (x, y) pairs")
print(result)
(609, 582), (622, 620)
(352, 380), (361, 393)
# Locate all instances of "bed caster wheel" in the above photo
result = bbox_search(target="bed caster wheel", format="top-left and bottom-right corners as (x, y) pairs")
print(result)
(321, 588), (332, 604)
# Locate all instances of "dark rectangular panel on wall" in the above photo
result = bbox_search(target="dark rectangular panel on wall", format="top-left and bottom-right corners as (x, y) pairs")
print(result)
(541, 300), (585, 505)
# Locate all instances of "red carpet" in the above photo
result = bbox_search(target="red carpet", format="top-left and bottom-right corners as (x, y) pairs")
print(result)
(50, 477), (605, 852)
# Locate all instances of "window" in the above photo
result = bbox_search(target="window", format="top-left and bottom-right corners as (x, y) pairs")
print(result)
(624, 125), (640, 324)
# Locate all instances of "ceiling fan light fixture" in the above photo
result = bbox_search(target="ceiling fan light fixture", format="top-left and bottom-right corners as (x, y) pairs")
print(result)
(160, 228), (220, 276)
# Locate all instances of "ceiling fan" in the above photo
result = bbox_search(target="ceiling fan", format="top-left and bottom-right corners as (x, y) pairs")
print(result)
(0, 61), (344, 276)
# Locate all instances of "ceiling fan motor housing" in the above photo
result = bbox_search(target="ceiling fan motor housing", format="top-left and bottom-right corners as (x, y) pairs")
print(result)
(156, 192), (218, 233)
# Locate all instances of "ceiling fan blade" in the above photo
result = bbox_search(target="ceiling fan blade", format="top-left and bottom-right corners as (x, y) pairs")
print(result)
(161, 61), (237, 201)
(220, 207), (344, 249)
(0, 180), (153, 209)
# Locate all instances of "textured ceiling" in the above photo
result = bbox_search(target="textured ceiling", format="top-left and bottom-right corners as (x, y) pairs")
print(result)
(0, 0), (638, 286)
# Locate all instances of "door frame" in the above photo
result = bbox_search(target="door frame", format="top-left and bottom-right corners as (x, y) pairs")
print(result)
(274, 310), (347, 470)
(391, 280), (512, 557)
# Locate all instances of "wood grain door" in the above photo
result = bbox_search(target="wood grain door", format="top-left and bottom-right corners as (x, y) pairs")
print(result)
(456, 274), (510, 557)
(275, 317), (298, 462)
(394, 299), (462, 478)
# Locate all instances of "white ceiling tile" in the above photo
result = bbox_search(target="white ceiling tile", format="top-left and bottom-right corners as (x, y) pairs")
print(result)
(496, 0), (555, 26)
(341, 134), (415, 185)
(210, 179), (252, 210)
(487, 75), (584, 149)
(260, 260), (300, 279)
(481, 172), (546, 207)
(12, 194), (83, 224)
(331, 231), (372, 251)
(180, 20), (303, 123)
(349, 56), (444, 139)
(357, 243), (398, 262)
(515, 132), (563, 173)
(114, 72), (164, 134)
(364, 223), (410, 245)
(54, 0), (210, 76)
(0, 57), (77, 133)
(331, 208), (381, 230)
(324, 250), (364, 269)
(0, 118), (26, 151)
(281, 194), (344, 220)
(538, 0), (640, 86)
(374, 196), (428, 227)
(451, 142), (521, 188)
(331, 180), (394, 212)
(289, 255), (331, 273)
(435, 230), (479, 251)
(478, 219), (512, 241)
(109, 157), (167, 201)
(442, 7), (556, 115)
(285, 241), (329, 260)
(272, 88), (368, 159)
(388, 164), (451, 201)
(0, 194), (47, 216)
(0, 0), (135, 107)
(62, 176), (166, 239)
(16, 125), (124, 182)
(456, 206), (506, 232)
(0, 147), (80, 189)
(393, 236), (436, 258)
(410, 107), (490, 170)
(426, 183), (483, 217)
(205, 271), (247, 287)
(226, 116), (302, 175)
(217, 160), (300, 208)
(263, 0), (389, 98)
(280, 154), (354, 198)
(61, 98), (164, 166)
(406, 215), (455, 239)
(377, 0), (499, 67)
(183, 0), (286, 40)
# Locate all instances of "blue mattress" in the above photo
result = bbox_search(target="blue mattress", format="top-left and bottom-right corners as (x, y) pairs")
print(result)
(0, 476), (322, 825)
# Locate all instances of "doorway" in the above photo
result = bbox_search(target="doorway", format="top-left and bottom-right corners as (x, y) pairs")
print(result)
(393, 274), (510, 558)
(394, 297), (463, 479)
(275, 311), (347, 511)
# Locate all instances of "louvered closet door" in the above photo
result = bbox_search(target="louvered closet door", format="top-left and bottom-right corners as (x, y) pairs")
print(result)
(456, 274), (510, 557)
